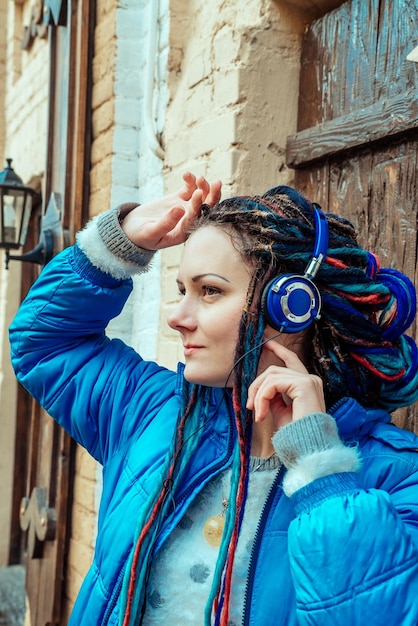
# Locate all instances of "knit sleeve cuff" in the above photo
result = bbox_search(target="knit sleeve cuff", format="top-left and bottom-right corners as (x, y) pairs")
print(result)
(76, 204), (156, 280)
(272, 413), (361, 497)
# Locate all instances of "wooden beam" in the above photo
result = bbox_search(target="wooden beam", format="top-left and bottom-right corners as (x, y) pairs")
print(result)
(287, 90), (418, 168)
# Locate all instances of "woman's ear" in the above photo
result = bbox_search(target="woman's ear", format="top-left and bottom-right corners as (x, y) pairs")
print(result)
(263, 325), (311, 364)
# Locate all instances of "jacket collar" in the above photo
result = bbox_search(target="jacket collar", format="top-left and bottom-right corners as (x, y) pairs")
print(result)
(330, 397), (391, 441)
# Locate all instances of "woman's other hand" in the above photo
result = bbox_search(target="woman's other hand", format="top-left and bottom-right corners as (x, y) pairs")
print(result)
(121, 172), (222, 250)
(246, 342), (326, 430)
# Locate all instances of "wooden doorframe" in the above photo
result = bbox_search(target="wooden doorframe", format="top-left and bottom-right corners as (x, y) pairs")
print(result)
(9, 1), (95, 623)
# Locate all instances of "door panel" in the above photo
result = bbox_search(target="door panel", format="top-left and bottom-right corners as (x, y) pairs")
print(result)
(287, 0), (418, 432)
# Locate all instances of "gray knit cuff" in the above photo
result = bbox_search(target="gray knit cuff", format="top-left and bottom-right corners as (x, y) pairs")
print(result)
(76, 204), (156, 280)
(272, 413), (342, 468)
(272, 413), (361, 496)
(96, 205), (155, 265)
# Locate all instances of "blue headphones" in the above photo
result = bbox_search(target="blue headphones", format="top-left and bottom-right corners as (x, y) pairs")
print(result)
(261, 203), (329, 333)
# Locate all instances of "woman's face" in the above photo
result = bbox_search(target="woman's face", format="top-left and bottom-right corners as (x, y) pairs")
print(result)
(167, 225), (252, 387)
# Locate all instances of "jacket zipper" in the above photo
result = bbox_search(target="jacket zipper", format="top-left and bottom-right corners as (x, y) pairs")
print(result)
(102, 457), (234, 626)
(102, 563), (127, 625)
(156, 422), (235, 551)
(242, 466), (285, 626)
(102, 395), (235, 625)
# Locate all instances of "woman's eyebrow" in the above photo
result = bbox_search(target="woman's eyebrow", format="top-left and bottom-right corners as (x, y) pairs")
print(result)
(192, 273), (230, 283)
(175, 273), (231, 285)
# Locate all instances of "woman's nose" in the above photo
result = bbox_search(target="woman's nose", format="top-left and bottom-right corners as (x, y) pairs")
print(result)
(167, 297), (197, 331)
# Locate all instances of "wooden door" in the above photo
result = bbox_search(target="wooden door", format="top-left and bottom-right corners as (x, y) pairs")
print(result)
(286, 0), (418, 432)
(10, 1), (95, 623)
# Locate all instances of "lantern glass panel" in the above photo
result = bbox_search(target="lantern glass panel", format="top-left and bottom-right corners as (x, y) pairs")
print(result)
(0, 188), (28, 247)
(20, 192), (32, 245)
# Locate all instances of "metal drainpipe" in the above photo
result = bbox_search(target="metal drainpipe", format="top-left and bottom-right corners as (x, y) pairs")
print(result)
(144, 0), (165, 159)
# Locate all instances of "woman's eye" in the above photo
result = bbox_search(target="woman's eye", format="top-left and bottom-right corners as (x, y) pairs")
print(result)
(202, 285), (222, 297)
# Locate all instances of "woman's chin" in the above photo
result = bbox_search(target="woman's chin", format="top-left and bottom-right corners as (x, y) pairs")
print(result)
(183, 367), (234, 389)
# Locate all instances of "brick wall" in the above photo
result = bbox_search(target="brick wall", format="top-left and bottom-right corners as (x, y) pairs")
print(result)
(89, 0), (117, 218)
(5, 3), (48, 180)
(158, 0), (307, 370)
(0, 0), (6, 165)
(63, 0), (170, 616)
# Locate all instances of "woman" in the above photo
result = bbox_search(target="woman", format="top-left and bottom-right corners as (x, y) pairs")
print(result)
(9, 173), (418, 625)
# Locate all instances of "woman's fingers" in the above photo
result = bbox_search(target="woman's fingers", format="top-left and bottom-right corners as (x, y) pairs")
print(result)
(204, 179), (222, 206)
(122, 173), (222, 249)
(195, 175), (210, 199)
(136, 206), (186, 248)
(247, 341), (325, 425)
(248, 368), (325, 424)
(180, 172), (198, 198)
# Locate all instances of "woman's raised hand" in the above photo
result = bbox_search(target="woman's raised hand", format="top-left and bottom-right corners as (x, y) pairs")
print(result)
(121, 172), (222, 250)
(246, 341), (326, 430)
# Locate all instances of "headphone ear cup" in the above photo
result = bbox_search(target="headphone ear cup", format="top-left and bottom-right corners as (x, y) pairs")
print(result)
(261, 275), (322, 333)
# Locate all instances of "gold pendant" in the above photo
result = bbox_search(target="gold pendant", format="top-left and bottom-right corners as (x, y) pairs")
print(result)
(203, 498), (228, 547)
(203, 515), (225, 547)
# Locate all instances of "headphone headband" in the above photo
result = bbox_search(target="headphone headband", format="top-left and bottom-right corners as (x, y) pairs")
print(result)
(261, 201), (329, 333)
(305, 203), (329, 279)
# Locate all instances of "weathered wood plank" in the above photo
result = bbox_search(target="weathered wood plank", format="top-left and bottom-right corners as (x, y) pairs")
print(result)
(297, 0), (418, 131)
(287, 90), (418, 167)
(374, 1), (418, 101)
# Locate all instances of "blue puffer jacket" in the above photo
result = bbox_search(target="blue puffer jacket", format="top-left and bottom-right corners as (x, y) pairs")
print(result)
(9, 245), (418, 625)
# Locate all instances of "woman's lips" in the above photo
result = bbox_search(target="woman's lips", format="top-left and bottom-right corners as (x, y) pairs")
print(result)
(183, 345), (203, 356)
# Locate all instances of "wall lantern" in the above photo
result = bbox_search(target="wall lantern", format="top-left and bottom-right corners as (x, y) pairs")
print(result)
(0, 159), (62, 269)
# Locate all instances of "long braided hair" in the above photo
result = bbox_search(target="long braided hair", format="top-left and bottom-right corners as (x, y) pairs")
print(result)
(195, 186), (418, 411)
(120, 186), (418, 625)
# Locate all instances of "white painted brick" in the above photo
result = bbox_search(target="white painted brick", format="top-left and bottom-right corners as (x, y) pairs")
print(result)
(111, 155), (139, 187)
(185, 79), (213, 124)
(187, 51), (210, 88)
(113, 126), (139, 155)
(214, 69), (241, 108)
(115, 40), (143, 72)
(114, 65), (143, 99)
(187, 110), (238, 155)
(116, 9), (142, 38)
(209, 147), (246, 185)
(114, 97), (142, 128)
(110, 183), (140, 206)
(213, 25), (240, 68)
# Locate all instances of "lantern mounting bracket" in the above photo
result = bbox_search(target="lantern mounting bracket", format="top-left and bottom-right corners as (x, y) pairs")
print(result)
(5, 192), (64, 269)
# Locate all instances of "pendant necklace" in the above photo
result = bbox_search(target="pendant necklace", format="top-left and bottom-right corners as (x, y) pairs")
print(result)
(202, 454), (279, 548)
(203, 497), (229, 547)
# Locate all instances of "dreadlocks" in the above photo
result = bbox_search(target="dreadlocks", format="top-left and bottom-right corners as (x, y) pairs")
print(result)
(195, 186), (418, 411)
(121, 185), (418, 626)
